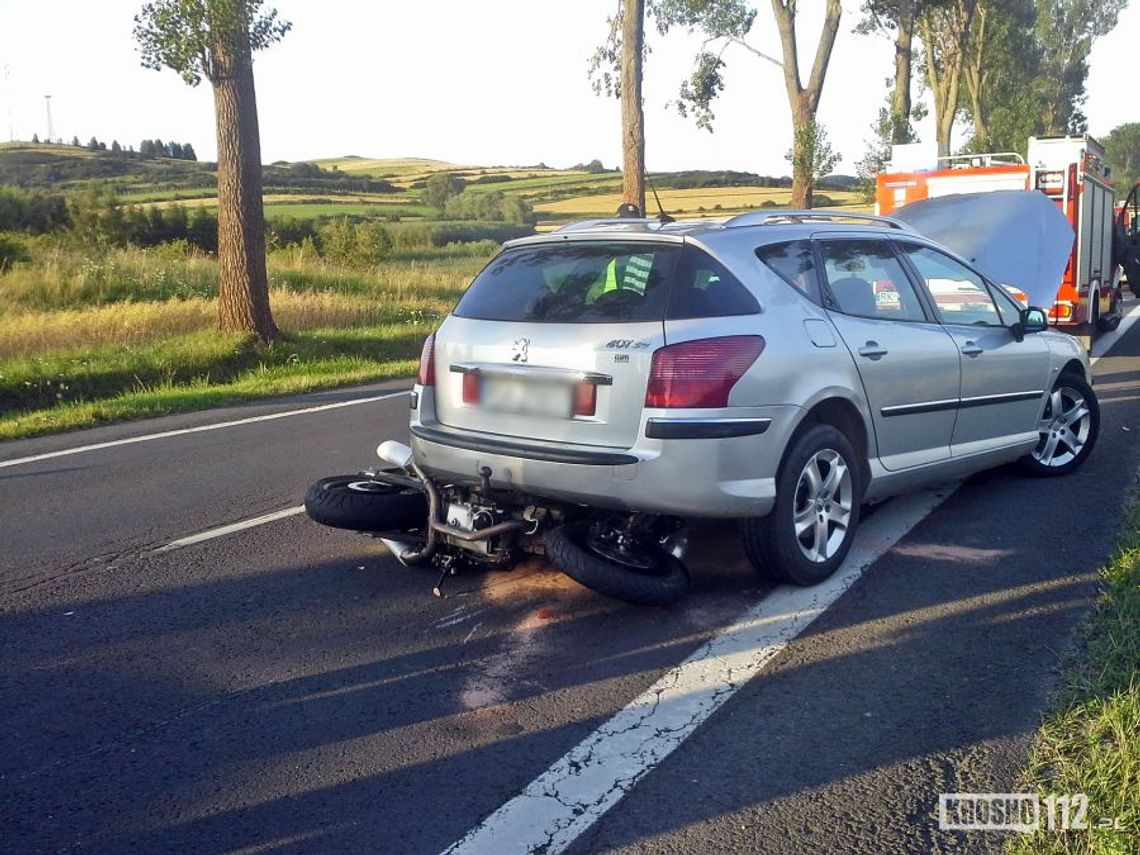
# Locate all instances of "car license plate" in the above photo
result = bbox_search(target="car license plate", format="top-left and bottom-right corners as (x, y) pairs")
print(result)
(480, 377), (571, 419)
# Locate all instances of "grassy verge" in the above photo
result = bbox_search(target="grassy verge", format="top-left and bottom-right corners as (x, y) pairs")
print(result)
(0, 327), (423, 440)
(1007, 500), (1140, 855)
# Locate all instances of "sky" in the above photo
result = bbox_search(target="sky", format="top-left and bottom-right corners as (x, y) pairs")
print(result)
(0, 1), (1137, 175)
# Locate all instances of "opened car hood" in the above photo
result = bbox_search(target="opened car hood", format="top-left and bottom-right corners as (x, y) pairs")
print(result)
(892, 190), (1074, 309)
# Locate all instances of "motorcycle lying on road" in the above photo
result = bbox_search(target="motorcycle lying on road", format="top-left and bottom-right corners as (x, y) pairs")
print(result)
(304, 441), (692, 606)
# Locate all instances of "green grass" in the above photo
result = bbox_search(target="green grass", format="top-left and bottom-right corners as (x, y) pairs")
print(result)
(264, 201), (432, 219)
(0, 327), (426, 439)
(0, 242), (484, 312)
(1007, 500), (1140, 855)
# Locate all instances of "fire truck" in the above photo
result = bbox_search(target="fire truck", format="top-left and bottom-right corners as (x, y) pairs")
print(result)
(876, 135), (1123, 342)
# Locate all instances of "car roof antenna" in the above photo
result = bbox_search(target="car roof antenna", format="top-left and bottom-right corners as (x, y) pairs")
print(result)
(646, 171), (674, 224)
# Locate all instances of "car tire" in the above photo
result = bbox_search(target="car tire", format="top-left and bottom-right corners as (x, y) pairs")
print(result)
(304, 474), (427, 531)
(741, 424), (862, 586)
(1019, 374), (1100, 477)
(544, 521), (690, 606)
(1096, 288), (1123, 332)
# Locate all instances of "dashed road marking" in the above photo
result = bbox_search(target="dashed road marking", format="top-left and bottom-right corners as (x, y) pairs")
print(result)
(156, 505), (305, 552)
(1091, 300), (1140, 364)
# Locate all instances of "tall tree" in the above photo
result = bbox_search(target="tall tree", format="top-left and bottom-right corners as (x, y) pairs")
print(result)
(1035, 0), (1126, 134)
(1104, 123), (1140, 199)
(961, 0), (1039, 154)
(134, 0), (290, 342)
(621, 0), (647, 215)
(589, 1), (656, 215)
(857, 1), (932, 145)
(918, 0), (976, 157)
(660, 0), (843, 208)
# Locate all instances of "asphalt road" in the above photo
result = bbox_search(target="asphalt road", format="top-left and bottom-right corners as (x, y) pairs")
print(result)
(3, 321), (1140, 855)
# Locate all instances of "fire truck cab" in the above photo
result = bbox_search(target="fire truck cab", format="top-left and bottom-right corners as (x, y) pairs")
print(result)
(876, 135), (1123, 346)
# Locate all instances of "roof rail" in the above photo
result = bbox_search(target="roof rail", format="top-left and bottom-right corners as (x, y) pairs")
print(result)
(938, 151), (1025, 168)
(723, 211), (915, 231)
(553, 218), (662, 233)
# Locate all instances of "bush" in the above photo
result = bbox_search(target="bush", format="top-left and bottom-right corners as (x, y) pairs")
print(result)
(316, 217), (393, 265)
(0, 232), (29, 267)
(443, 190), (534, 224)
(0, 185), (69, 233)
(421, 173), (467, 209)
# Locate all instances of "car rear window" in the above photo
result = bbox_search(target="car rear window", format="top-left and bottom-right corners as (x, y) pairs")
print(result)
(453, 242), (758, 323)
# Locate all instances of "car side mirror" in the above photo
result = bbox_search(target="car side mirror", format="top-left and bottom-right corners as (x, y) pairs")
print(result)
(1021, 306), (1048, 333)
(1011, 306), (1048, 341)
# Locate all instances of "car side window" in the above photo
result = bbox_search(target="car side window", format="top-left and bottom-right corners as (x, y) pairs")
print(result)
(991, 284), (1027, 326)
(818, 239), (927, 322)
(666, 246), (760, 320)
(900, 244), (1004, 327)
(756, 240), (819, 302)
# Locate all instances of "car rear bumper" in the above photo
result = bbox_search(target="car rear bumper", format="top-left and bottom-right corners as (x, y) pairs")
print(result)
(410, 406), (803, 518)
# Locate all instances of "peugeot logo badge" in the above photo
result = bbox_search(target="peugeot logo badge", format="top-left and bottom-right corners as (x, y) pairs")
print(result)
(511, 338), (530, 363)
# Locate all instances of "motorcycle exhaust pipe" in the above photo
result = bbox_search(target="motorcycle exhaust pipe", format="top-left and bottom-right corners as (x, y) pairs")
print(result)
(377, 440), (413, 471)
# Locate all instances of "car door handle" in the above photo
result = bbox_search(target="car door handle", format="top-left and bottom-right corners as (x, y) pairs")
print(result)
(858, 342), (888, 360)
(961, 342), (984, 357)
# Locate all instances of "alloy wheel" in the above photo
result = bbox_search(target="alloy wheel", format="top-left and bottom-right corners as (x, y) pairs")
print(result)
(1033, 385), (1093, 468)
(791, 449), (853, 563)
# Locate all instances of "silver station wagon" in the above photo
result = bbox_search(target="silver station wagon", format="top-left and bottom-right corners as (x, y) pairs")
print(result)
(305, 211), (1099, 605)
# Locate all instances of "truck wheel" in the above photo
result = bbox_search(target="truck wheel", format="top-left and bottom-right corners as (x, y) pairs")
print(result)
(1097, 288), (1123, 332)
(304, 474), (427, 531)
(1019, 375), (1099, 477)
(545, 521), (690, 606)
(741, 424), (861, 586)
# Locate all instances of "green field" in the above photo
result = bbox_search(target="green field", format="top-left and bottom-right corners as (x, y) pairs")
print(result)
(0, 141), (865, 232)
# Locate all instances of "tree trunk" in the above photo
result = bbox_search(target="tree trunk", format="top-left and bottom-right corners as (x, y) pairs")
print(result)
(771, 0), (842, 209)
(620, 0), (646, 216)
(891, 5), (915, 145)
(920, 0), (977, 159)
(966, 65), (989, 151)
(964, 5), (989, 151)
(211, 40), (277, 342)
(791, 101), (813, 209)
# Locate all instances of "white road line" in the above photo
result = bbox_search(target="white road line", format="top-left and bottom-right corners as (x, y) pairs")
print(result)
(156, 505), (305, 552)
(0, 389), (410, 470)
(1091, 300), (1140, 364)
(441, 484), (957, 855)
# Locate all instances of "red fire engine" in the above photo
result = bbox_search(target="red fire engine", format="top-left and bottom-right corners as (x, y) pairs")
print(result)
(876, 135), (1123, 341)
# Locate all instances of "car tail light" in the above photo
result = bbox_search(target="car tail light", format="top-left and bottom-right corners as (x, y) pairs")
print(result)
(573, 382), (597, 417)
(417, 333), (436, 386)
(645, 335), (765, 408)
